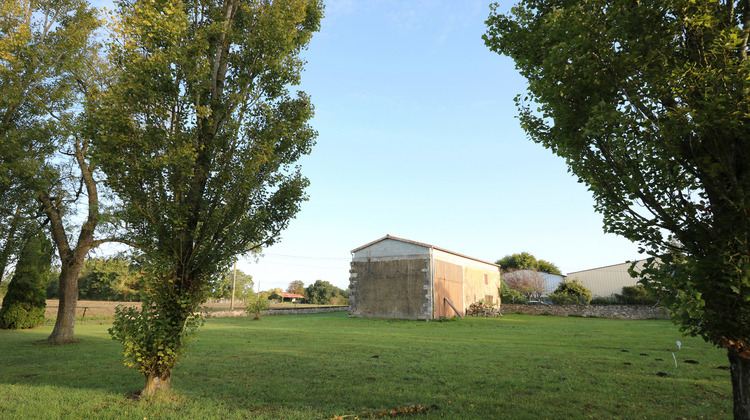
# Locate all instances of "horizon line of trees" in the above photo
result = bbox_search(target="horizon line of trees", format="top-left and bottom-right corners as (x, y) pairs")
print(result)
(0, 257), (350, 307)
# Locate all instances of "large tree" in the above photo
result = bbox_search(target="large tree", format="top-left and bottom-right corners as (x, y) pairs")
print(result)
(287, 280), (305, 295)
(0, 0), (115, 344)
(99, 0), (322, 396)
(0, 0), (52, 286)
(485, 1), (750, 417)
(496, 252), (561, 275)
(305, 280), (343, 305)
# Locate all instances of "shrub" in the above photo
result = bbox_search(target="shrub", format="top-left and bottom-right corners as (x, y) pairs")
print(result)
(615, 284), (658, 305)
(0, 233), (53, 329)
(548, 279), (592, 305)
(499, 280), (528, 304)
(245, 295), (270, 320)
(501, 269), (546, 300)
(109, 297), (203, 385)
(591, 296), (614, 305)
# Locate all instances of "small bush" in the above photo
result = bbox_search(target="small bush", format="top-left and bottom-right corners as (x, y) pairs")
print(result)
(499, 280), (528, 304)
(615, 284), (658, 305)
(549, 279), (592, 305)
(245, 295), (270, 320)
(591, 296), (613, 305)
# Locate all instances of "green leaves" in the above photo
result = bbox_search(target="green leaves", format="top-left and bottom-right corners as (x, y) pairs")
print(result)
(496, 252), (562, 275)
(109, 300), (204, 376)
(101, 0), (323, 390)
(0, 232), (52, 329)
(485, 0), (750, 355)
(549, 279), (592, 306)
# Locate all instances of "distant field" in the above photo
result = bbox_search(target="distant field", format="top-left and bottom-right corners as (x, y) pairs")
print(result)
(43, 300), (140, 320)
(42, 299), (342, 321)
(0, 312), (732, 419)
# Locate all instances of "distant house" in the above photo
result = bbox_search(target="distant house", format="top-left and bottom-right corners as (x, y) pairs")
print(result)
(278, 292), (306, 303)
(566, 260), (646, 297)
(348, 235), (501, 320)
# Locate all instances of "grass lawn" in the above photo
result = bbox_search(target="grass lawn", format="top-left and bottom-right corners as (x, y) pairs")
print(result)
(0, 312), (732, 419)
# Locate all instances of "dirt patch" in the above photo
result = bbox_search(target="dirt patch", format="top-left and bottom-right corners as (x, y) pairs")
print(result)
(44, 300), (141, 318)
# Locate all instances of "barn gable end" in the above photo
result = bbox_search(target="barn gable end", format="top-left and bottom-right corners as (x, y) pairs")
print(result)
(349, 235), (501, 320)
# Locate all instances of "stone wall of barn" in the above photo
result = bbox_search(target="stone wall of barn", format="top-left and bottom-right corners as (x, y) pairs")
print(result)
(349, 258), (432, 320)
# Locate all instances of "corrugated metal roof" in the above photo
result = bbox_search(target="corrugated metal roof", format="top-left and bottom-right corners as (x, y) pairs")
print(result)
(351, 234), (501, 268)
(566, 259), (644, 276)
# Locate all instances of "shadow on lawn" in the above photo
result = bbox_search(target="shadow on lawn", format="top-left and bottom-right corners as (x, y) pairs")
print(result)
(0, 326), (147, 395)
(0, 323), (379, 417)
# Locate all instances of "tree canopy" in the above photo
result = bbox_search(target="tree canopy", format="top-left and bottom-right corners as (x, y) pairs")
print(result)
(485, 1), (750, 416)
(496, 252), (561, 275)
(77, 257), (140, 302)
(287, 280), (305, 296)
(305, 280), (346, 305)
(208, 268), (254, 302)
(0, 0), (116, 344)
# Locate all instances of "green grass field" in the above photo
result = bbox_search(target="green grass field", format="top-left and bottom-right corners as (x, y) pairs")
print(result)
(0, 312), (732, 419)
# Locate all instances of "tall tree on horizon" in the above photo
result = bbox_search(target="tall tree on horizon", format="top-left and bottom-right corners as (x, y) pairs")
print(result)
(287, 280), (305, 296)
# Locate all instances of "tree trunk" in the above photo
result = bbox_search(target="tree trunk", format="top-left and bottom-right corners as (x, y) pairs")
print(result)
(141, 371), (172, 397)
(730, 349), (750, 420)
(45, 262), (82, 344)
(41, 139), (100, 344)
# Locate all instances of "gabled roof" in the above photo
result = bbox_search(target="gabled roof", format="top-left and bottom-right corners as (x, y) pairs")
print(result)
(351, 234), (501, 268)
(278, 292), (306, 299)
(566, 259), (646, 276)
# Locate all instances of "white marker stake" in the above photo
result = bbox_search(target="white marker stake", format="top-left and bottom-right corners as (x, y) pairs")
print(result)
(676, 340), (682, 350)
(672, 353), (677, 367)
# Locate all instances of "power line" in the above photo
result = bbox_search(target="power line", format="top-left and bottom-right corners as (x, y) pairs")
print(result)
(262, 253), (350, 261)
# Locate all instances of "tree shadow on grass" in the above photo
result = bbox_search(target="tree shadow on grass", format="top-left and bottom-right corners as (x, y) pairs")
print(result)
(0, 325), (143, 395)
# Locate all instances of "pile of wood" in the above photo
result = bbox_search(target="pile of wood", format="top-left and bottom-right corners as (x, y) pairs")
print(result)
(466, 302), (502, 317)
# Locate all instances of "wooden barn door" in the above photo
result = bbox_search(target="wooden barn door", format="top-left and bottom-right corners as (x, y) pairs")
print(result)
(434, 260), (464, 318)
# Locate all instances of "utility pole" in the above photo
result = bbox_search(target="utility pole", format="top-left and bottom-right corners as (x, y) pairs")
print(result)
(230, 260), (237, 311)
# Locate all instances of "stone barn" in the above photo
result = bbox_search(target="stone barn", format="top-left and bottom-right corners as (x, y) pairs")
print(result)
(348, 235), (501, 320)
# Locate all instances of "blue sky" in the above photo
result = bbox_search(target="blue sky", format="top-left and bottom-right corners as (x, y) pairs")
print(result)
(93, 0), (644, 291)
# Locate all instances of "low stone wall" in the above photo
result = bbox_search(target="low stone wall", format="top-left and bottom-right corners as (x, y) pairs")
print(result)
(500, 304), (669, 320)
(202, 306), (348, 318)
